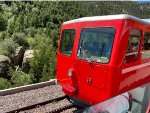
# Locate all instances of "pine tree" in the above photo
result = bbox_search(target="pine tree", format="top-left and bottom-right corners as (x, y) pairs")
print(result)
(0, 14), (7, 31)
(29, 36), (55, 83)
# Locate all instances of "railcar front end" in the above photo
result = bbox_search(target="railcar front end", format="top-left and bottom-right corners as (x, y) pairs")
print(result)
(56, 15), (150, 105)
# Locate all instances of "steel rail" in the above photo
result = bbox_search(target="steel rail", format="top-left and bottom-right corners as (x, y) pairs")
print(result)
(48, 104), (75, 113)
(6, 95), (67, 113)
(6, 95), (84, 113)
(48, 103), (84, 113)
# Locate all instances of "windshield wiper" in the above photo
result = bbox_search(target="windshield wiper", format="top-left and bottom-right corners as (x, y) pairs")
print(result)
(81, 48), (91, 63)
(79, 40), (92, 63)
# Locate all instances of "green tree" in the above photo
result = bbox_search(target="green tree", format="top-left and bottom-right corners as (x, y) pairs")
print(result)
(41, 44), (56, 81)
(0, 38), (17, 56)
(12, 32), (28, 47)
(30, 35), (55, 83)
(0, 14), (7, 31)
(7, 15), (16, 35)
(0, 31), (9, 41)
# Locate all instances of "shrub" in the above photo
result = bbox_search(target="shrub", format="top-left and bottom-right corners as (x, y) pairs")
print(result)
(0, 38), (17, 56)
(0, 31), (9, 41)
(0, 77), (10, 90)
(11, 69), (32, 87)
(12, 32), (29, 48)
(26, 36), (36, 49)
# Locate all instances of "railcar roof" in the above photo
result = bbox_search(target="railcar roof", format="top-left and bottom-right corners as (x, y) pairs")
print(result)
(63, 14), (150, 25)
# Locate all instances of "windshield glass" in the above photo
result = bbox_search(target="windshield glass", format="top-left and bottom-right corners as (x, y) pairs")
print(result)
(77, 27), (116, 63)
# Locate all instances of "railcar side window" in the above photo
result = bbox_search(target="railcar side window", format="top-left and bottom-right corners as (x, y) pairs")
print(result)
(60, 29), (75, 56)
(125, 29), (141, 63)
(142, 32), (150, 60)
(77, 27), (115, 64)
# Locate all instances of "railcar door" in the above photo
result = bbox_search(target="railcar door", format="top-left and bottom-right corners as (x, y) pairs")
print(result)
(57, 29), (76, 85)
(76, 27), (116, 99)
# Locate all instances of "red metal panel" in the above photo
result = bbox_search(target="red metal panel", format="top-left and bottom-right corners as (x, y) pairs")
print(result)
(56, 17), (150, 105)
(77, 81), (106, 104)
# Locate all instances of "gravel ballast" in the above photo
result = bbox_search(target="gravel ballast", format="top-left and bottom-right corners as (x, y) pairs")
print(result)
(0, 85), (65, 113)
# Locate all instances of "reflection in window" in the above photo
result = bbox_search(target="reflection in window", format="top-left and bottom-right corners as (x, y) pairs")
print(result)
(84, 92), (130, 113)
(125, 29), (141, 63)
(60, 29), (75, 56)
(84, 83), (150, 113)
(142, 32), (150, 60)
(77, 28), (115, 64)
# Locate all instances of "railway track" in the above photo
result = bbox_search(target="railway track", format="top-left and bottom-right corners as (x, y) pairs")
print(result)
(0, 79), (84, 113)
(6, 95), (83, 113)
(6, 95), (67, 113)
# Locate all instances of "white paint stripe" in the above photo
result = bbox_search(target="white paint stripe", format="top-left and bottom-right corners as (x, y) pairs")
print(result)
(122, 62), (150, 74)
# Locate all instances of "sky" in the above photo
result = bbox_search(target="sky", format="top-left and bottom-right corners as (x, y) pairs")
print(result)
(135, 0), (150, 3)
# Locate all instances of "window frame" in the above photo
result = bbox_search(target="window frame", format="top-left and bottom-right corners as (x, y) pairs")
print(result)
(141, 32), (150, 61)
(124, 28), (142, 64)
(59, 28), (76, 56)
(76, 27), (116, 64)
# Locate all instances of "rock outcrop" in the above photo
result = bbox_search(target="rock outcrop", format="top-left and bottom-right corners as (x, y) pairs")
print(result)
(0, 55), (11, 77)
(22, 50), (33, 73)
(12, 46), (25, 66)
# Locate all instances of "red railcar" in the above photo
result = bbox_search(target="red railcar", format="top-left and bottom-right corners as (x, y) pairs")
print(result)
(56, 14), (150, 105)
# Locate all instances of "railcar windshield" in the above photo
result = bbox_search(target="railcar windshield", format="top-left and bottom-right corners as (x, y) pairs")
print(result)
(77, 27), (116, 63)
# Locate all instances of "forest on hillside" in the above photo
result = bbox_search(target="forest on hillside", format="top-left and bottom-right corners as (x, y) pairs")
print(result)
(0, 1), (150, 89)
